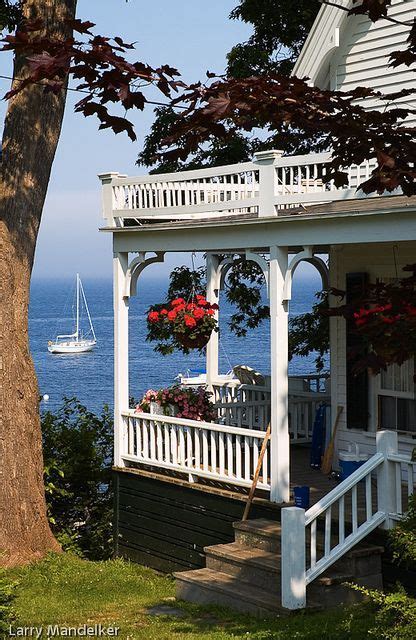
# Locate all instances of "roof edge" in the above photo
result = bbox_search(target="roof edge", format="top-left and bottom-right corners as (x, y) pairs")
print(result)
(292, 0), (351, 84)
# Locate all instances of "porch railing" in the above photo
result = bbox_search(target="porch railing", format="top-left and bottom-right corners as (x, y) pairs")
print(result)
(281, 430), (416, 610)
(121, 410), (270, 490)
(99, 151), (381, 226)
(211, 377), (329, 442)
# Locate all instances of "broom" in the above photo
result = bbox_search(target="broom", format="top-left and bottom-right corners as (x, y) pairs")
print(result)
(242, 423), (271, 521)
(321, 406), (343, 475)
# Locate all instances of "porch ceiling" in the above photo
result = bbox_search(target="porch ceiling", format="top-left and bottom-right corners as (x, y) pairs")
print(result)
(105, 195), (416, 253)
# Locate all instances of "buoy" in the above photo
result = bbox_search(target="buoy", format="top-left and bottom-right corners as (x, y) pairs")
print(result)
(43, 394), (49, 402)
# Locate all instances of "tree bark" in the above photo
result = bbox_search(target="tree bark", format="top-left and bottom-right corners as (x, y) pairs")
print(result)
(0, 0), (77, 566)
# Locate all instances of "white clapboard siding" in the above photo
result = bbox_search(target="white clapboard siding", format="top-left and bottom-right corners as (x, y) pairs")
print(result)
(332, 1), (416, 124)
(330, 241), (416, 476)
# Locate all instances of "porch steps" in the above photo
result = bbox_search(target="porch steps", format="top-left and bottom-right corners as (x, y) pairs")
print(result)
(174, 518), (384, 615)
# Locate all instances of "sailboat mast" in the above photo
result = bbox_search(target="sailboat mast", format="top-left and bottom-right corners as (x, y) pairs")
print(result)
(75, 273), (80, 340)
(79, 278), (97, 342)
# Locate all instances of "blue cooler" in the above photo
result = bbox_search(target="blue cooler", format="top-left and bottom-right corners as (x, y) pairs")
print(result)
(339, 450), (368, 481)
(293, 486), (310, 509)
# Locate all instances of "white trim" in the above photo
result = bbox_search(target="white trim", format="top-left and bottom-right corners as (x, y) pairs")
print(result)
(292, 1), (350, 84)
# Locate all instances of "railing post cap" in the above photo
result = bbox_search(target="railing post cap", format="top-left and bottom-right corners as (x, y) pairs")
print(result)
(376, 429), (398, 449)
(282, 505), (305, 515)
(253, 150), (284, 165)
(98, 171), (125, 183)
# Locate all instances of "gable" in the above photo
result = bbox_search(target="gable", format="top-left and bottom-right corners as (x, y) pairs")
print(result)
(293, 0), (416, 92)
(293, 0), (416, 123)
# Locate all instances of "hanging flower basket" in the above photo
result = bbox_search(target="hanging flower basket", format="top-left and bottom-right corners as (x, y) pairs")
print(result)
(136, 385), (216, 422)
(328, 264), (416, 375)
(146, 294), (219, 355)
(174, 331), (211, 350)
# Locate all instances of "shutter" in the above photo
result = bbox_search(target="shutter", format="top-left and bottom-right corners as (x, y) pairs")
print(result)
(346, 272), (369, 430)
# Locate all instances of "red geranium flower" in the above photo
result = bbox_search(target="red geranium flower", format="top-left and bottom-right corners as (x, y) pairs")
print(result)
(148, 311), (160, 322)
(171, 298), (186, 307)
(184, 315), (197, 328)
(193, 307), (205, 320)
(167, 310), (177, 321)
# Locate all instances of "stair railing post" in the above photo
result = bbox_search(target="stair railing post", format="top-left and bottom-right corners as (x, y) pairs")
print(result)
(253, 150), (283, 217)
(281, 506), (306, 609)
(376, 430), (399, 529)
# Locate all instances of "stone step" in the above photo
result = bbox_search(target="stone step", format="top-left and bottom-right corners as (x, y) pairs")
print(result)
(205, 542), (355, 595)
(233, 518), (281, 553)
(174, 568), (322, 616)
(174, 519), (385, 614)
(233, 519), (384, 572)
(205, 542), (280, 591)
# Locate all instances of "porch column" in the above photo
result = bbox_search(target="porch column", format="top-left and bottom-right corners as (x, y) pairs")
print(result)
(113, 251), (129, 468)
(206, 253), (220, 388)
(269, 245), (290, 503)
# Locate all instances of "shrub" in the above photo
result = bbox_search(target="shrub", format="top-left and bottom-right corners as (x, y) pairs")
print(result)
(0, 571), (17, 634)
(42, 398), (113, 560)
(350, 585), (416, 640)
(389, 494), (416, 569)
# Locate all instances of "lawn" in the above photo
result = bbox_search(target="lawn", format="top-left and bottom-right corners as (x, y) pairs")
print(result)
(5, 553), (376, 640)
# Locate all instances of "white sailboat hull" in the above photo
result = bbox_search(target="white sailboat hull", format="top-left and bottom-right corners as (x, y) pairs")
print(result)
(48, 274), (97, 354)
(48, 340), (96, 354)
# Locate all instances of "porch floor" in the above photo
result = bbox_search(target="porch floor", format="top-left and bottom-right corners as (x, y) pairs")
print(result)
(290, 444), (339, 505)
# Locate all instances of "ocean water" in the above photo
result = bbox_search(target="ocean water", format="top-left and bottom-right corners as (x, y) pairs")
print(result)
(29, 274), (326, 414)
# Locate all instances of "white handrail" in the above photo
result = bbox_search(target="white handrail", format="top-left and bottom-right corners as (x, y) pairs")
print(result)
(304, 452), (384, 526)
(130, 410), (268, 439)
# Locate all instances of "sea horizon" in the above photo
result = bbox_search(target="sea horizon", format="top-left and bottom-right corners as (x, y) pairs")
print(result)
(29, 273), (327, 415)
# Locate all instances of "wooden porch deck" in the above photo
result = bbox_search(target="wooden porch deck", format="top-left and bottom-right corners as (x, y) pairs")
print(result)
(290, 444), (339, 505)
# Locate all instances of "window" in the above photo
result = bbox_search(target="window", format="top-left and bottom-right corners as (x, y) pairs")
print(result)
(378, 360), (416, 433)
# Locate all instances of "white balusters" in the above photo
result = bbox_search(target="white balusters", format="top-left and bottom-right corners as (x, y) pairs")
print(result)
(121, 411), (270, 490)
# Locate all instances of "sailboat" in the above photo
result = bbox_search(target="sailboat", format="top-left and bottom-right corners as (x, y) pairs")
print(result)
(48, 274), (97, 354)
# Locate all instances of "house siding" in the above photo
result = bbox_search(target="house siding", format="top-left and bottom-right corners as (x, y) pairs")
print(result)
(330, 241), (416, 466)
(332, 0), (416, 123)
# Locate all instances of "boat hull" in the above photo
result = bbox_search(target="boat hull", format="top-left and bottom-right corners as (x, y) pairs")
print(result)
(48, 341), (96, 354)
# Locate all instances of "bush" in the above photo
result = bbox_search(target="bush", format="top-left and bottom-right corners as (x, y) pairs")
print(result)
(389, 494), (416, 569)
(42, 398), (113, 560)
(350, 585), (416, 640)
(0, 571), (17, 634)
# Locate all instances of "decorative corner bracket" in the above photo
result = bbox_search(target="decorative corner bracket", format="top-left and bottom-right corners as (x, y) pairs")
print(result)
(123, 251), (165, 299)
(246, 250), (270, 297)
(283, 246), (329, 302)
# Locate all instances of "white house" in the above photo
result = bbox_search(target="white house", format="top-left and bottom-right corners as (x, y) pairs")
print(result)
(101, 0), (416, 612)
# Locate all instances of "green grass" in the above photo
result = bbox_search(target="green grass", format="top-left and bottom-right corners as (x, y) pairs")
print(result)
(4, 553), (376, 639)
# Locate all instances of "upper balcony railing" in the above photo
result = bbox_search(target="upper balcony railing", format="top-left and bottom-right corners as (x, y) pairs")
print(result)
(99, 150), (380, 227)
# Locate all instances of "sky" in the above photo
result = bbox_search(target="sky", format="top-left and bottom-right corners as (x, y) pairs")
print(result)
(0, 0), (253, 280)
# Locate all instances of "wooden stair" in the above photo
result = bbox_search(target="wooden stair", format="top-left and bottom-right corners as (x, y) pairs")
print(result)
(174, 518), (384, 615)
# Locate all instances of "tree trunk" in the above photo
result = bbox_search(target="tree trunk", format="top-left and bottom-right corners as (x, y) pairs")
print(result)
(0, 0), (77, 566)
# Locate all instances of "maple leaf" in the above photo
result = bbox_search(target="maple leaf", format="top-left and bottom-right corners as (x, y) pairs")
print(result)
(349, 0), (392, 22)
(66, 19), (95, 35)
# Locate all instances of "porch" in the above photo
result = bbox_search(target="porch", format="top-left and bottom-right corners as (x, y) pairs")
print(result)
(103, 150), (416, 609)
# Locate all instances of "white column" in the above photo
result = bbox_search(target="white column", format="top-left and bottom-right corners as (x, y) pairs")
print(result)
(376, 430), (399, 530)
(253, 150), (283, 218)
(269, 245), (290, 503)
(281, 507), (306, 609)
(206, 253), (220, 388)
(114, 252), (130, 468)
